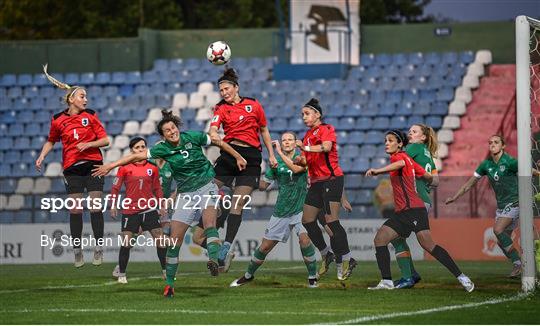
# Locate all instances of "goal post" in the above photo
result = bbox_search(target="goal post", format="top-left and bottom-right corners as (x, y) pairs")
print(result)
(515, 15), (539, 293)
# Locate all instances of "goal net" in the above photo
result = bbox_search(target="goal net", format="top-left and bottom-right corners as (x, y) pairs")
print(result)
(516, 15), (540, 293)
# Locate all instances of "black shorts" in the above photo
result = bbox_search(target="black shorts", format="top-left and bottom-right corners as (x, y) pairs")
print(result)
(305, 176), (344, 214)
(214, 144), (261, 189)
(63, 160), (105, 194)
(121, 210), (161, 233)
(383, 207), (430, 238)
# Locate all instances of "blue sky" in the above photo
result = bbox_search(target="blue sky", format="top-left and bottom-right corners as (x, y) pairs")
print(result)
(423, 0), (540, 22)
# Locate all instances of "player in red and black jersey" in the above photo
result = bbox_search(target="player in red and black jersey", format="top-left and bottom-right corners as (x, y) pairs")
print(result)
(110, 137), (167, 284)
(365, 130), (474, 291)
(293, 98), (356, 281)
(208, 68), (277, 271)
(35, 65), (109, 268)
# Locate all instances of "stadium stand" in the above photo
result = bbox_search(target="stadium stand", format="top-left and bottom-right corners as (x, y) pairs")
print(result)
(0, 51), (476, 222)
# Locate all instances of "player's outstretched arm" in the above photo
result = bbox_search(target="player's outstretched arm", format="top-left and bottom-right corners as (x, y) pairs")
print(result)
(210, 137), (247, 171)
(273, 140), (306, 174)
(91, 151), (148, 177)
(445, 176), (479, 204)
(261, 126), (277, 168)
(35, 141), (55, 172)
(365, 160), (406, 176)
(76, 136), (110, 152)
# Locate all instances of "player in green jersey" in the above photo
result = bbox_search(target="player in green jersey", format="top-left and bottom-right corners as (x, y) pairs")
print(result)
(93, 110), (247, 298)
(393, 124), (440, 289)
(230, 132), (319, 288)
(446, 135), (540, 278)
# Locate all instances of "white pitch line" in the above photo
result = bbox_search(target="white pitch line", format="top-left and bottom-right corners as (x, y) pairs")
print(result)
(0, 307), (343, 317)
(324, 293), (529, 325)
(0, 266), (305, 294)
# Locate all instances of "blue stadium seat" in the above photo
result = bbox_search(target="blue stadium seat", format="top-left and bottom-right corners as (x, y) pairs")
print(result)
(365, 131), (383, 145)
(140, 95), (156, 108)
(0, 137), (13, 150)
(425, 52), (441, 65)
(372, 117), (390, 130)
(379, 76), (394, 91)
(442, 52), (458, 65)
(433, 64), (449, 77)
(7, 86), (22, 99)
(379, 103), (396, 116)
(403, 90), (419, 102)
(50, 177), (65, 193)
(399, 64), (416, 78)
(13, 211), (33, 223)
(64, 73), (79, 85)
(392, 53), (408, 66)
(344, 174), (362, 189)
(1, 74), (16, 86)
(341, 145), (360, 158)
(407, 115), (424, 126)
(131, 109), (147, 121)
(0, 178), (16, 193)
(142, 71), (158, 84)
(12, 163), (30, 177)
(0, 211), (12, 223)
(134, 84), (150, 96)
(23, 86), (39, 98)
(355, 117), (372, 131)
(337, 131), (348, 145)
(360, 53), (375, 67)
(95, 72), (111, 84)
(0, 163), (11, 176)
(107, 122), (123, 135)
(34, 210), (50, 223)
(390, 116), (407, 129)
(190, 120), (206, 131)
(112, 72), (126, 84)
(419, 89), (436, 102)
(460, 51), (474, 64)
(359, 144), (377, 157)
(31, 97), (46, 111)
(425, 116), (443, 129)
(361, 175), (380, 189)
(80, 72), (95, 85)
(103, 85), (118, 97)
(338, 117), (356, 131)
(348, 131), (365, 145)
(125, 71), (142, 84)
(287, 118), (305, 132)
(340, 158), (353, 173)
(31, 136), (47, 150)
(408, 52), (424, 65)
(39, 86), (55, 98)
(33, 73), (48, 86)
(417, 64), (432, 77)
(415, 102), (431, 115)
(351, 157), (370, 173)
(14, 137), (31, 150)
(436, 87), (454, 102)
(8, 124), (24, 136)
(153, 59), (168, 71)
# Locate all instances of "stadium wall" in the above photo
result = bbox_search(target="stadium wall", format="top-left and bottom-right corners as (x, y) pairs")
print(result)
(0, 22), (514, 74)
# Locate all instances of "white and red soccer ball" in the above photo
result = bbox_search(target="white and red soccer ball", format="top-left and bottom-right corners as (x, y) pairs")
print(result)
(206, 41), (231, 65)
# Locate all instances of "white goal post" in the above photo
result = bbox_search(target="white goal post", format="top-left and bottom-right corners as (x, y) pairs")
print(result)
(515, 15), (539, 293)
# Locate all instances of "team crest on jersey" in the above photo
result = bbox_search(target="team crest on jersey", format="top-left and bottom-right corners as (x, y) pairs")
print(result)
(212, 115), (219, 123)
(81, 118), (89, 126)
(245, 105), (252, 113)
(313, 129), (319, 135)
(500, 165), (506, 172)
(185, 143), (192, 149)
(147, 169), (153, 176)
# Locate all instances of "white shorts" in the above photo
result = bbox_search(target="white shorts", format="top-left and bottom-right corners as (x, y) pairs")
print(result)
(171, 181), (219, 226)
(264, 212), (307, 243)
(495, 204), (519, 231)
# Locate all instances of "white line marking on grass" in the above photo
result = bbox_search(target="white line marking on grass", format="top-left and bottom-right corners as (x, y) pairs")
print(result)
(323, 293), (528, 325)
(0, 308), (342, 317)
(0, 266), (305, 294)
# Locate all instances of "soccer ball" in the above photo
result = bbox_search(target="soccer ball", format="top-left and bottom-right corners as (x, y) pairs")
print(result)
(206, 41), (231, 65)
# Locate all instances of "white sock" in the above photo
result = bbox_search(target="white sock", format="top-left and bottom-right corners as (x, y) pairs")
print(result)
(244, 272), (252, 279)
(320, 246), (331, 256)
(343, 252), (351, 261)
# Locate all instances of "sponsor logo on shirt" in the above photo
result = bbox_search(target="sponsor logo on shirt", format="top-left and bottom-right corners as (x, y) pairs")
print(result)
(239, 115), (244, 121)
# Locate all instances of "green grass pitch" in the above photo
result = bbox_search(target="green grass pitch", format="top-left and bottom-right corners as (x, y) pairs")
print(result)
(0, 260), (538, 324)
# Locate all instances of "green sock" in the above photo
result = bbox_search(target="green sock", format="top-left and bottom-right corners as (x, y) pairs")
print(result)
(203, 227), (220, 263)
(301, 243), (317, 278)
(165, 245), (180, 287)
(392, 238), (413, 279)
(246, 248), (266, 277)
(496, 232), (521, 264)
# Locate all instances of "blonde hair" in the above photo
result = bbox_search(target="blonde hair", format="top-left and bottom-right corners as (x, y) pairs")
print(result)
(413, 123), (439, 158)
(43, 64), (85, 105)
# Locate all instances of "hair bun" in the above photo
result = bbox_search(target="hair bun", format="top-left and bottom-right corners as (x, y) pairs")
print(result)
(161, 109), (173, 118)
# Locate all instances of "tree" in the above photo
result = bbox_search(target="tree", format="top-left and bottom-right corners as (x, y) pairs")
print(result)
(360, 0), (433, 24)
